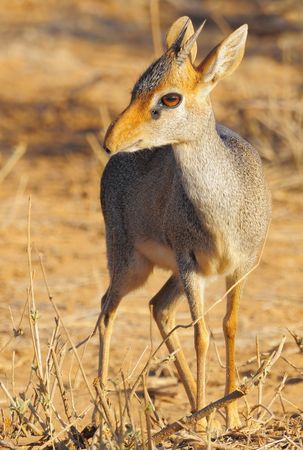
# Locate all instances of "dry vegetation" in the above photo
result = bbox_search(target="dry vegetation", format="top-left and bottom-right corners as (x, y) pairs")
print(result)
(0, 0), (303, 448)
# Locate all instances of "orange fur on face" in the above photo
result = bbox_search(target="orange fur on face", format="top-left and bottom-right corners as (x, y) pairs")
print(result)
(104, 94), (152, 152)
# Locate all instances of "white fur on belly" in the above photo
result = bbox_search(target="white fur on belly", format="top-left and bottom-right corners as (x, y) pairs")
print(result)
(135, 240), (177, 272)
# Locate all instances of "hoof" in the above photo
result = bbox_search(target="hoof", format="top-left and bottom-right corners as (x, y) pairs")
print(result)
(195, 415), (222, 438)
(226, 413), (242, 430)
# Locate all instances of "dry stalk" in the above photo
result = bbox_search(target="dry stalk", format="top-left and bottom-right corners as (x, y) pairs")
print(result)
(281, 355), (303, 376)
(27, 400), (48, 434)
(86, 133), (110, 167)
(116, 382), (125, 441)
(287, 328), (303, 353)
(0, 297), (28, 353)
(139, 409), (147, 450)
(258, 373), (287, 423)
(256, 335), (263, 418)
(284, 435), (303, 450)
(68, 354), (78, 418)
(99, 103), (111, 132)
(2, 173), (28, 228)
(151, 337), (285, 445)
(38, 405), (92, 450)
(93, 379), (115, 433)
(280, 396), (303, 413)
(126, 345), (149, 384)
(212, 334), (225, 369)
(47, 319), (61, 404)
(51, 347), (73, 423)
(149, 0), (162, 57)
(142, 375), (153, 450)
(27, 197), (43, 380)
(37, 251), (99, 410)
(0, 438), (16, 450)
(27, 199), (55, 439)
(11, 350), (15, 397)
(0, 143), (27, 183)
(121, 372), (136, 441)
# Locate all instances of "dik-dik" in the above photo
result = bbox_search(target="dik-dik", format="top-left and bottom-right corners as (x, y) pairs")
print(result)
(100, 17), (271, 429)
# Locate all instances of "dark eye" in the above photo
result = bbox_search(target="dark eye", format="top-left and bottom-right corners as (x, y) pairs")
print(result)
(161, 93), (182, 108)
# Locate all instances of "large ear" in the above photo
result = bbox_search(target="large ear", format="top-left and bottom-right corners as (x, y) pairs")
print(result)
(198, 24), (248, 84)
(166, 16), (197, 62)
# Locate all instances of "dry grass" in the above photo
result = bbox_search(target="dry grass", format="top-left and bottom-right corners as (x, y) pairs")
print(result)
(0, 225), (302, 449)
(1, 0), (303, 448)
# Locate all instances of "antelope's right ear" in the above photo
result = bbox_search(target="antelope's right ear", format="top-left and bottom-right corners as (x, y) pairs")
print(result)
(166, 16), (197, 62)
(198, 24), (248, 85)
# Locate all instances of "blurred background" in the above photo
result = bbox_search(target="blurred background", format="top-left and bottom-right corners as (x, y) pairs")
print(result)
(0, 0), (302, 160)
(0, 0), (302, 426)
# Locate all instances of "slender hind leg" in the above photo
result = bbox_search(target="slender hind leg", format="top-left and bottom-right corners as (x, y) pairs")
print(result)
(98, 251), (152, 386)
(178, 255), (209, 427)
(223, 271), (244, 428)
(150, 276), (197, 411)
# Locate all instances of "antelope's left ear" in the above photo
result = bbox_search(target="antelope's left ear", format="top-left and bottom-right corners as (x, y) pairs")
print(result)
(198, 24), (248, 84)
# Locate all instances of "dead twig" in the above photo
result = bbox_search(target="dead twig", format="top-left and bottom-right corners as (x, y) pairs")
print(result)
(86, 133), (109, 167)
(93, 379), (116, 434)
(38, 251), (99, 410)
(0, 297), (27, 354)
(0, 143), (27, 183)
(287, 328), (303, 353)
(0, 439), (16, 450)
(50, 347), (73, 423)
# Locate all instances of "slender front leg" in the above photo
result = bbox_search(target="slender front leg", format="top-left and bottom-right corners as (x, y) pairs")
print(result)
(150, 276), (197, 411)
(98, 288), (122, 386)
(223, 272), (243, 428)
(98, 250), (152, 386)
(178, 257), (209, 416)
(187, 275), (209, 412)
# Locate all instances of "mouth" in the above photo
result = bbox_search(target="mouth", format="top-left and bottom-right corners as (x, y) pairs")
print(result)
(118, 139), (143, 152)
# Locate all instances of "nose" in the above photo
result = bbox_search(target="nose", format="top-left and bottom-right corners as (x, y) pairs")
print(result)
(103, 116), (119, 154)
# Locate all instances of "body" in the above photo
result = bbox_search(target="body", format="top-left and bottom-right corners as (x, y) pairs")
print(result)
(102, 120), (270, 279)
(99, 17), (271, 430)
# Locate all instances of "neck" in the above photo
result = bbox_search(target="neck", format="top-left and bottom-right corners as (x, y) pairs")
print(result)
(172, 106), (230, 221)
(173, 106), (223, 173)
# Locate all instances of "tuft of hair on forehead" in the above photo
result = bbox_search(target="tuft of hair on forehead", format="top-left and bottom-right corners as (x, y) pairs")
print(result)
(131, 52), (173, 100)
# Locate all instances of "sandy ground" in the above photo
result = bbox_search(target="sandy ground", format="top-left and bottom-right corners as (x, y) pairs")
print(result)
(0, 0), (303, 434)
